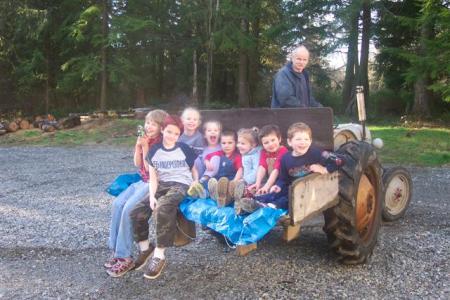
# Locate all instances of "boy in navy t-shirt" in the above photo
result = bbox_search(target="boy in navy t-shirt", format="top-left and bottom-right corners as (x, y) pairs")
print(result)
(235, 122), (343, 214)
(130, 115), (198, 280)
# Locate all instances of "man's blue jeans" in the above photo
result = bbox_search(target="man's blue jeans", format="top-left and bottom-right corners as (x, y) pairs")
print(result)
(108, 180), (148, 258)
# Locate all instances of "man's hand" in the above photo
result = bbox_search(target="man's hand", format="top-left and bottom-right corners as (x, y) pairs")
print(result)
(269, 185), (281, 193)
(149, 195), (157, 210)
(309, 164), (328, 174)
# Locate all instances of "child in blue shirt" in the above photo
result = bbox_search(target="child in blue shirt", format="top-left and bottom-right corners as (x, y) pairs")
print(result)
(178, 107), (205, 155)
(235, 122), (343, 214)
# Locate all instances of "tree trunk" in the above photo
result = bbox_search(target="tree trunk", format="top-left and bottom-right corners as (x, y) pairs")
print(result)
(412, 3), (434, 117)
(136, 87), (145, 107)
(99, 0), (109, 111)
(342, 5), (360, 110)
(205, 0), (214, 105)
(192, 49), (199, 105)
(238, 13), (250, 108)
(360, 0), (371, 106)
(249, 15), (260, 107)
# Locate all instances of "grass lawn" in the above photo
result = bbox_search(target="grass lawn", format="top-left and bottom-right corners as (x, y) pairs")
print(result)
(369, 126), (450, 166)
(1, 119), (449, 167)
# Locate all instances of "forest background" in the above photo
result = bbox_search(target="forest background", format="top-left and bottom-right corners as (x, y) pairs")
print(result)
(0, 0), (449, 119)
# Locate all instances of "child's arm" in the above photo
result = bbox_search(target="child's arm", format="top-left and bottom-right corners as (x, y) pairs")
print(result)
(191, 165), (199, 182)
(233, 167), (243, 181)
(202, 156), (220, 179)
(258, 169), (279, 195)
(248, 166), (266, 193)
(148, 165), (158, 210)
(133, 136), (148, 168)
(309, 164), (328, 174)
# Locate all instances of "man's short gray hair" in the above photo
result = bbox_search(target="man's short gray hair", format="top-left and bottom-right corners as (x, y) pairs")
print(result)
(290, 45), (309, 59)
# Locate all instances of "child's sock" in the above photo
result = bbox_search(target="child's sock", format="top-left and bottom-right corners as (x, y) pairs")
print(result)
(153, 247), (165, 260)
(138, 240), (149, 252)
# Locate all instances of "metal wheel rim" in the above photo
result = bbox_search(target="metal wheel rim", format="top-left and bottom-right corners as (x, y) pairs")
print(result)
(356, 173), (376, 242)
(385, 174), (410, 215)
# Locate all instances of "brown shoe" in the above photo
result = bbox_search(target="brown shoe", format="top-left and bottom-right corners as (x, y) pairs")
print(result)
(143, 257), (167, 279)
(207, 178), (219, 202)
(134, 244), (155, 271)
(217, 177), (230, 207)
(233, 180), (246, 202)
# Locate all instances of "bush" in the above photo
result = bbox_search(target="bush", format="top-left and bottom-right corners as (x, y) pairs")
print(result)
(370, 88), (412, 116)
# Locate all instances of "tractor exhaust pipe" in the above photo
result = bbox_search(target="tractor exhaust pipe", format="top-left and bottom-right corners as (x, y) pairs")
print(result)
(356, 86), (366, 140)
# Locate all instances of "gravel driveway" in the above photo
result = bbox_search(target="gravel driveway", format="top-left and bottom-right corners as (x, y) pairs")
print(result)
(0, 146), (448, 299)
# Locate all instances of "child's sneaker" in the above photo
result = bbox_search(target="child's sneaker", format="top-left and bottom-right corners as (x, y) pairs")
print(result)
(106, 258), (135, 277)
(188, 182), (206, 199)
(233, 180), (246, 202)
(208, 178), (219, 202)
(104, 256), (118, 269)
(234, 197), (242, 215)
(239, 198), (263, 214)
(217, 177), (230, 207)
(134, 245), (155, 271)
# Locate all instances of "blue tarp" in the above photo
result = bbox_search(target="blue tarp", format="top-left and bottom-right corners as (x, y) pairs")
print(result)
(179, 197), (287, 245)
(106, 173), (141, 196)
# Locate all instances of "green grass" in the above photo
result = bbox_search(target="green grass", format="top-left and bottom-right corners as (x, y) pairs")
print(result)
(369, 126), (450, 166)
(1, 119), (449, 167)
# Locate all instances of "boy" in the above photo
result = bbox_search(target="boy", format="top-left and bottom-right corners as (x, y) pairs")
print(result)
(248, 125), (288, 195)
(179, 107), (205, 155)
(236, 122), (343, 214)
(106, 109), (167, 277)
(130, 115), (198, 280)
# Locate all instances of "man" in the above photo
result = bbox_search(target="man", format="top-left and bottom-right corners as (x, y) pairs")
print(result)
(271, 45), (322, 108)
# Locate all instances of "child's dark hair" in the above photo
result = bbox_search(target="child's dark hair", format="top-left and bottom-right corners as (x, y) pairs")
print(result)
(221, 129), (237, 141)
(258, 124), (281, 141)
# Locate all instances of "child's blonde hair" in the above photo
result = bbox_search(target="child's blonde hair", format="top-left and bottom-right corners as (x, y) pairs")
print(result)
(145, 109), (168, 128)
(181, 107), (201, 125)
(203, 120), (222, 132)
(237, 127), (259, 146)
(287, 122), (312, 140)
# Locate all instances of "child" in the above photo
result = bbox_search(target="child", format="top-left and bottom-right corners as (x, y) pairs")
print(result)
(106, 109), (168, 277)
(130, 115), (198, 280)
(194, 130), (243, 206)
(237, 127), (262, 186)
(178, 107), (205, 155)
(187, 120), (222, 198)
(247, 124), (288, 195)
(236, 122), (343, 214)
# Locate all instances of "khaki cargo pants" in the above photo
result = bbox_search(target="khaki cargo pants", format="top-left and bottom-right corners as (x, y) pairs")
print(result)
(130, 181), (194, 248)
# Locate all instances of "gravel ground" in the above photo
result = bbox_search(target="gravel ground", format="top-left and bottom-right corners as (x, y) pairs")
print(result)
(0, 146), (449, 299)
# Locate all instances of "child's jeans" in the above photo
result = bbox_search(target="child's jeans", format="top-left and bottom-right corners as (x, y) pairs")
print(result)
(109, 180), (148, 258)
(255, 190), (289, 210)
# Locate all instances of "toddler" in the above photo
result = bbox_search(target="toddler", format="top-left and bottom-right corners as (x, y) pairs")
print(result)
(178, 107), (205, 155)
(248, 124), (288, 195)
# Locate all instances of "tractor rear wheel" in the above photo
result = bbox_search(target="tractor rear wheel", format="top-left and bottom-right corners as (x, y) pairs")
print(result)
(381, 167), (412, 221)
(323, 141), (382, 264)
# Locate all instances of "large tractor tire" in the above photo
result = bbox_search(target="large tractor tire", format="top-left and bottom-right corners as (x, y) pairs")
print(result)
(381, 167), (412, 221)
(323, 141), (382, 264)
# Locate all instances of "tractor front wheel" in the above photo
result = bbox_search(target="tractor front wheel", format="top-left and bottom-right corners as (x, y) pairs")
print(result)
(323, 141), (382, 264)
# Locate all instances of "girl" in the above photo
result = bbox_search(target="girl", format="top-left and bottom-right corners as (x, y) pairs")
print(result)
(106, 109), (168, 277)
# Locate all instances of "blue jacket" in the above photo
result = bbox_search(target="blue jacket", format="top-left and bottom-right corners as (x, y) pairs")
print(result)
(271, 62), (322, 108)
(242, 146), (262, 185)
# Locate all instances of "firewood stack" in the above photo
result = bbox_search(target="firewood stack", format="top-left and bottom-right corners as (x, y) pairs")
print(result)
(0, 114), (82, 136)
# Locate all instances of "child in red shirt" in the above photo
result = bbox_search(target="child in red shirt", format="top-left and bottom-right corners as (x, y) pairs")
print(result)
(248, 124), (288, 195)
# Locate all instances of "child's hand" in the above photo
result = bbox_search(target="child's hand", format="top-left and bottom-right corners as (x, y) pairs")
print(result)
(309, 164), (328, 174)
(136, 136), (148, 149)
(149, 195), (157, 210)
(257, 184), (270, 195)
(247, 183), (259, 194)
(205, 159), (214, 171)
(270, 185), (281, 193)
